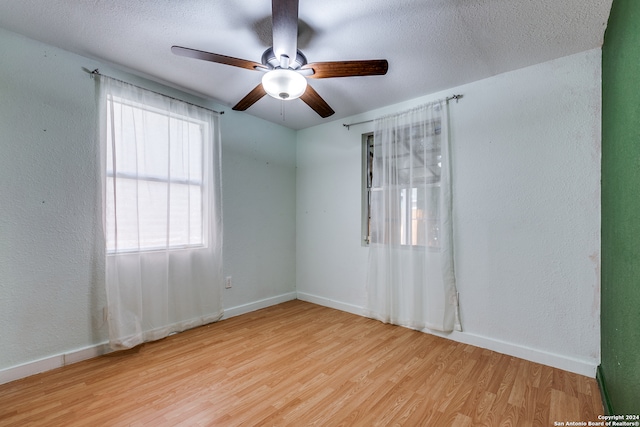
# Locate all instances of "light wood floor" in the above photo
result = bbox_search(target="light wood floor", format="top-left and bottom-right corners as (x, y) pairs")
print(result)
(0, 300), (603, 426)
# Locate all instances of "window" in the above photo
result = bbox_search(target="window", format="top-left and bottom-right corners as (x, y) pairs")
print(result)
(362, 124), (442, 248)
(362, 133), (374, 245)
(106, 95), (209, 253)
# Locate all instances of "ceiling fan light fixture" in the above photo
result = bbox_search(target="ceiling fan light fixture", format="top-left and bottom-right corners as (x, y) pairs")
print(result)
(262, 69), (307, 101)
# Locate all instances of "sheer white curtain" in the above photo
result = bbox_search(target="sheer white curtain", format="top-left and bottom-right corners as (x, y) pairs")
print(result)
(365, 100), (460, 332)
(99, 76), (223, 350)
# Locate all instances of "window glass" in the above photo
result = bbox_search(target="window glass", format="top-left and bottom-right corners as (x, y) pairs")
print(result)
(106, 96), (207, 253)
(364, 126), (441, 249)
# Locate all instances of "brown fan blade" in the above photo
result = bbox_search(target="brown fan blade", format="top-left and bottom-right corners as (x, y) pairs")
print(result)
(300, 85), (335, 118)
(232, 84), (267, 111)
(302, 60), (388, 79)
(272, 0), (298, 65)
(172, 46), (267, 71)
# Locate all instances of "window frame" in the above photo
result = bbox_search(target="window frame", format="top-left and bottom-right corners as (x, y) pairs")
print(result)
(362, 130), (442, 250)
(105, 95), (209, 255)
(361, 133), (374, 246)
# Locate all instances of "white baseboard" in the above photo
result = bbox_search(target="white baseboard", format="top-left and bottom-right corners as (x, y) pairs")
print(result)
(221, 292), (297, 320)
(0, 343), (111, 385)
(297, 295), (598, 378)
(296, 292), (365, 317)
(435, 330), (598, 378)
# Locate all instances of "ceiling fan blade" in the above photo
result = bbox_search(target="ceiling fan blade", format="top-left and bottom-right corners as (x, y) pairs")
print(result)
(300, 85), (335, 118)
(302, 60), (389, 79)
(171, 46), (267, 71)
(232, 84), (267, 111)
(272, 0), (298, 65)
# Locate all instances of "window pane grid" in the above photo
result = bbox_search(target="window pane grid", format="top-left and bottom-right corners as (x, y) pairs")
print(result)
(365, 121), (442, 249)
(106, 96), (208, 254)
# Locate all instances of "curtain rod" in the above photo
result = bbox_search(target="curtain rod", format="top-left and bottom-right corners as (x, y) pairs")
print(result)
(342, 94), (463, 130)
(89, 69), (224, 116)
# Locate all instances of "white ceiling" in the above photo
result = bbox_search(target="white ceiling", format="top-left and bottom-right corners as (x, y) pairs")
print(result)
(0, 0), (612, 130)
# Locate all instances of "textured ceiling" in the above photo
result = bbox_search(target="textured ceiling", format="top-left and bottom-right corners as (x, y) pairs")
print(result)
(0, 0), (612, 130)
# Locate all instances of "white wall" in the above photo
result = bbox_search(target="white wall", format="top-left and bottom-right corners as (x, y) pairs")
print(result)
(0, 27), (296, 377)
(296, 49), (601, 376)
(220, 109), (297, 316)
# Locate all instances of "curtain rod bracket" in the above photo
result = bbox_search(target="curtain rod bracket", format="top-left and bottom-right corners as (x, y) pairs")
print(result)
(342, 119), (372, 130)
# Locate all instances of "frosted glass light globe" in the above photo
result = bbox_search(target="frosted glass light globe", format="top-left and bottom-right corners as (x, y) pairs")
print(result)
(262, 69), (307, 100)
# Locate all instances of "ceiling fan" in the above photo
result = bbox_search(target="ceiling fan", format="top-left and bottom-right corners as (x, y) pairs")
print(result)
(171, 0), (388, 118)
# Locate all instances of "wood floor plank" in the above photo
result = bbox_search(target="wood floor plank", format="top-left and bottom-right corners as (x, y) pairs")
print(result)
(0, 300), (603, 426)
(550, 388), (581, 423)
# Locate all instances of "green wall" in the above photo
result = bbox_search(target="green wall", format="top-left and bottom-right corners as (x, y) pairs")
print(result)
(601, 0), (640, 414)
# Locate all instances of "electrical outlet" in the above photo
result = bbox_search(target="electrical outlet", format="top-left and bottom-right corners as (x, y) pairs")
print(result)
(225, 276), (232, 289)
